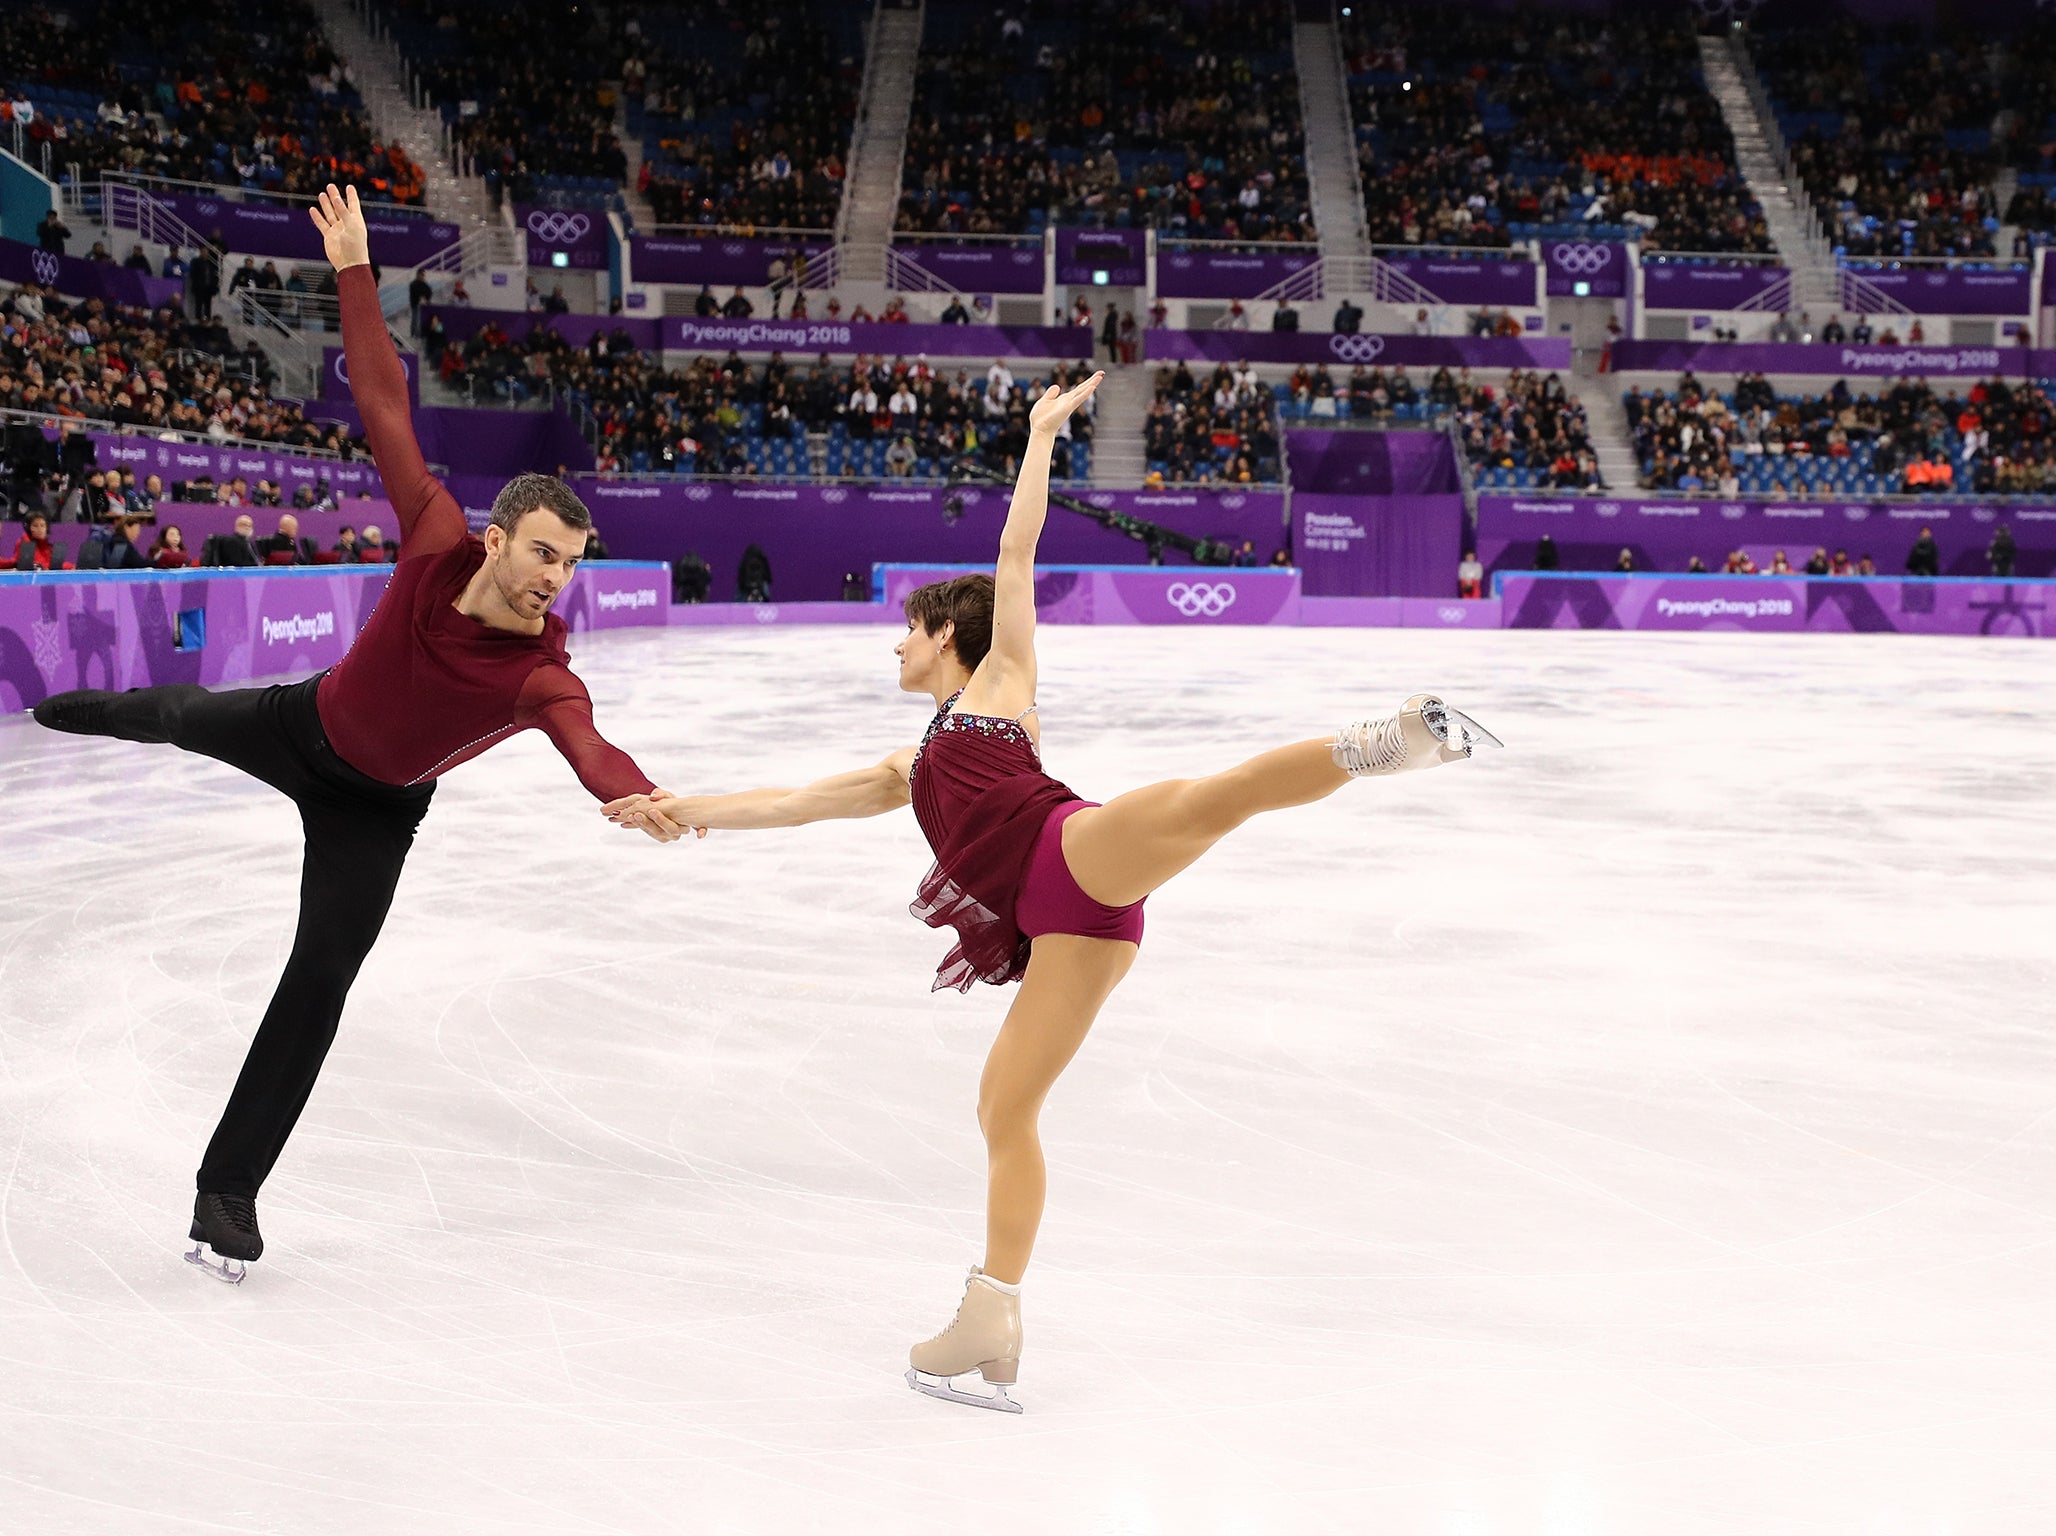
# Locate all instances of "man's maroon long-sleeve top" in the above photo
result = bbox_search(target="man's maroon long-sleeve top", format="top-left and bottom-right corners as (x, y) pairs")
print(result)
(314, 264), (656, 799)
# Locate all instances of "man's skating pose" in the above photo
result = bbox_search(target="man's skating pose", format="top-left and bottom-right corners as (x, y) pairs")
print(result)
(33, 185), (685, 1281)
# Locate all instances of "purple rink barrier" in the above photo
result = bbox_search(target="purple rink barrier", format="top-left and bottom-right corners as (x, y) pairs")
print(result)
(1146, 330), (1574, 369)
(1475, 493), (2056, 580)
(1608, 338), (2054, 378)
(670, 599), (892, 627)
(0, 236), (185, 309)
(1495, 571), (2056, 639)
(629, 234), (834, 288)
(422, 305), (664, 353)
(516, 205), (610, 270)
(1157, 247), (1319, 300)
(516, 481), (1289, 603)
(320, 346), (419, 406)
(878, 564), (1301, 626)
(660, 317), (1090, 359)
(111, 188), (460, 268)
(1055, 229), (1147, 288)
(3, 504), (399, 556)
(1300, 595), (1502, 628)
(0, 561), (669, 714)
(897, 243), (1046, 294)
(1642, 263), (1790, 309)
(1842, 266), (2032, 318)
(1294, 493), (1465, 597)
(81, 432), (385, 496)
(1544, 241), (1630, 299)
(1381, 257), (1538, 308)
(1285, 428), (1460, 494)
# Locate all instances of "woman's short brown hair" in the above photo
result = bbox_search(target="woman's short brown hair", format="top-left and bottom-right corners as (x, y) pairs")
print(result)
(902, 573), (994, 670)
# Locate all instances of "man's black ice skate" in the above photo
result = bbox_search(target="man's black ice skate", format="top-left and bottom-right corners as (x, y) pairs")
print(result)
(31, 689), (118, 737)
(187, 1193), (263, 1284)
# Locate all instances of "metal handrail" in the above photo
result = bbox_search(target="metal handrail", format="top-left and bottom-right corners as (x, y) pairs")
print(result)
(893, 231), (1041, 249)
(1840, 254), (2033, 271)
(1641, 250), (1785, 266)
(639, 222), (838, 241)
(1367, 241), (1536, 262)
(100, 170), (441, 220)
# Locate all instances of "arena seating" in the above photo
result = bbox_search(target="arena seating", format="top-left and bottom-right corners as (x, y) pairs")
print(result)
(633, 4), (863, 230)
(0, 281), (360, 456)
(1143, 362), (1284, 485)
(1340, 3), (1770, 254)
(1625, 375), (2056, 497)
(1749, 21), (1999, 258)
(897, 0), (1310, 241)
(1, 0), (426, 204)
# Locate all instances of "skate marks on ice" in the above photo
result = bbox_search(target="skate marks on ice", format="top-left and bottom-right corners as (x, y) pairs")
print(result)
(0, 625), (2054, 1532)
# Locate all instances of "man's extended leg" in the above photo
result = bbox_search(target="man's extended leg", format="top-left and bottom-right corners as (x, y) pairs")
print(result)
(34, 681), (312, 794)
(196, 793), (430, 1198)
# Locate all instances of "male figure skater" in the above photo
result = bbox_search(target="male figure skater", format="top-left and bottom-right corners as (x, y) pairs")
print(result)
(34, 185), (687, 1281)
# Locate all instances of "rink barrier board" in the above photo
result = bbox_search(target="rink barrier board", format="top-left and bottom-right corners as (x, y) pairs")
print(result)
(0, 563), (671, 715)
(1494, 572), (2056, 638)
(875, 565), (1303, 625)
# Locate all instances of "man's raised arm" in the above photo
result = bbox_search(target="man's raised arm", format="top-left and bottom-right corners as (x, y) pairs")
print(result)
(313, 184), (464, 558)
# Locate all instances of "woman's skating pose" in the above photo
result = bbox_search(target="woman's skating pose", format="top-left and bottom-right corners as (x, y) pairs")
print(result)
(607, 373), (1500, 1411)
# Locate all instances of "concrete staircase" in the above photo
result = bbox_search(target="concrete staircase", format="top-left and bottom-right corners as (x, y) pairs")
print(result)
(1089, 362), (1153, 488)
(314, 0), (495, 234)
(614, 90), (660, 233)
(1578, 381), (1642, 494)
(1293, 17), (1371, 266)
(835, 3), (924, 284)
(1698, 33), (1841, 317)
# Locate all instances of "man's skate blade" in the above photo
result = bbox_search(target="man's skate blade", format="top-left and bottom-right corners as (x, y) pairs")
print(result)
(905, 1368), (1023, 1414)
(184, 1244), (247, 1285)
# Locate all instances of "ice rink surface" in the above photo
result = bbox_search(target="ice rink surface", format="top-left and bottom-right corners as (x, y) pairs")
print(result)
(2, 622), (2054, 1535)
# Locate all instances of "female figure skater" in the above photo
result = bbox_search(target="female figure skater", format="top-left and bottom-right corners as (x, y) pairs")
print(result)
(606, 373), (1499, 1411)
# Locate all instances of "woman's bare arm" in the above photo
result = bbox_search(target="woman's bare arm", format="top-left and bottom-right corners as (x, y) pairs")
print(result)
(602, 749), (914, 834)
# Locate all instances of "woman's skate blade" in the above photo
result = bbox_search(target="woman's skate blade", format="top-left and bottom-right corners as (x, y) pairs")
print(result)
(184, 1244), (247, 1285)
(1438, 704), (1504, 755)
(905, 1367), (1024, 1414)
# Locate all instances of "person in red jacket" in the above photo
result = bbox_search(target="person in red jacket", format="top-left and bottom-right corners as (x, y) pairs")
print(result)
(32, 184), (685, 1283)
(12, 512), (55, 569)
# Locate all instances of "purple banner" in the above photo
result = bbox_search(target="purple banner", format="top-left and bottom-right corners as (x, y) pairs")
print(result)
(1642, 263), (1789, 309)
(321, 346), (419, 406)
(1293, 493), (1465, 598)
(481, 481), (1287, 603)
(1146, 330), (1574, 368)
(880, 564), (1301, 625)
(1284, 428), (1460, 495)
(1055, 229), (1147, 288)
(1497, 571), (2056, 639)
(659, 317), (1091, 359)
(0, 236), (185, 309)
(1157, 247), (1319, 300)
(311, 403), (594, 476)
(1544, 241), (1630, 299)
(1381, 257), (1538, 308)
(1843, 266), (2032, 317)
(1608, 339), (2050, 377)
(421, 306), (663, 353)
(112, 188), (459, 268)
(629, 234), (832, 287)
(517, 205), (611, 270)
(0, 562), (669, 714)
(1475, 494), (2056, 580)
(80, 432), (384, 496)
(898, 244), (1047, 295)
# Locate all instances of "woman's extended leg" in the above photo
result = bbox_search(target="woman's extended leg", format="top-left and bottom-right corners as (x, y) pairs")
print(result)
(1059, 737), (1351, 910)
(976, 934), (1137, 1284)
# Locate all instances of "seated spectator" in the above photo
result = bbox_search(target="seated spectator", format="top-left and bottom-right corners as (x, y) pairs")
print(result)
(148, 525), (195, 569)
(358, 525), (393, 562)
(12, 512), (56, 570)
(1905, 525), (1942, 577)
(334, 526), (358, 560)
(1457, 548), (1483, 598)
(1768, 549), (1793, 574)
(1804, 547), (1830, 575)
(209, 515), (262, 568)
(1614, 548), (1634, 573)
(257, 514), (311, 565)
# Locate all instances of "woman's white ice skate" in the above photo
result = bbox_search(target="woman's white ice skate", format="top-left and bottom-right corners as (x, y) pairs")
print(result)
(906, 1268), (1024, 1413)
(1331, 693), (1502, 777)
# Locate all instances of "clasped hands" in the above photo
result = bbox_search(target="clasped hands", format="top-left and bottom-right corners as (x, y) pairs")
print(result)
(602, 792), (707, 844)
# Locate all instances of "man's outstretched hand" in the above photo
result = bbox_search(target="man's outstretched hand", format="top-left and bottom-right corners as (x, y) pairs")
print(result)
(309, 183), (371, 273)
(602, 790), (704, 844)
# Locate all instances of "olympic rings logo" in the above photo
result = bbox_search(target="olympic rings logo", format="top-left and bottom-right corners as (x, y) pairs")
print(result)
(1551, 243), (1616, 275)
(1328, 334), (1386, 364)
(30, 250), (59, 285)
(525, 211), (592, 244)
(1437, 606), (1466, 624)
(1165, 581), (1238, 618)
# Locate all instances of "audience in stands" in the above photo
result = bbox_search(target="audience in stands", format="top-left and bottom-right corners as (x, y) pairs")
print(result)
(898, 0), (1310, 241)
(1446, 369), (1600, 489)
(1750, 22), (1997, 257)
(1342, 4), (1770, 254)
(1143, 361), (1282, 484)
(0, 0), (425, 203)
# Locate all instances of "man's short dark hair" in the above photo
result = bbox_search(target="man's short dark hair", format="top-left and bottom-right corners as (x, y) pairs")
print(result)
(490, 473), (591, 536)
